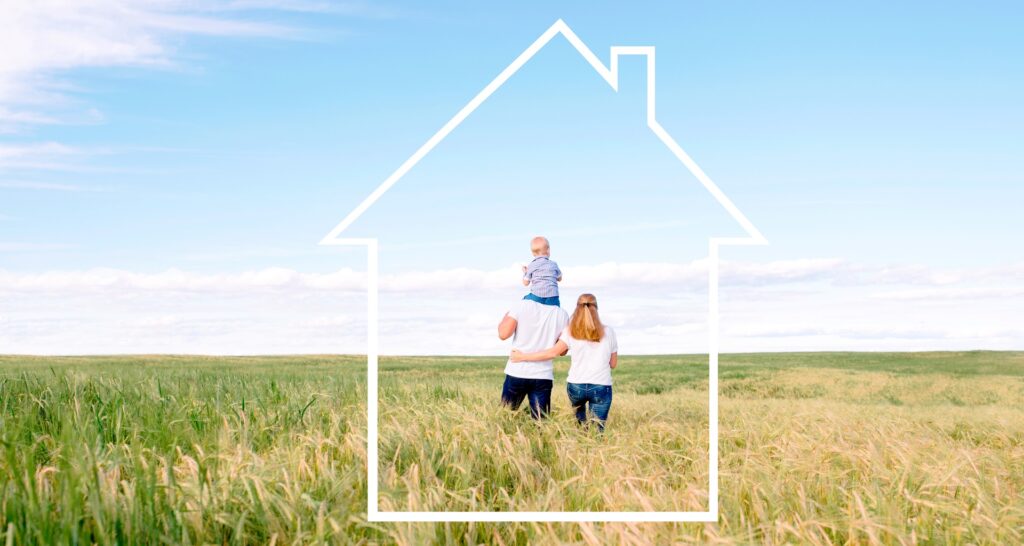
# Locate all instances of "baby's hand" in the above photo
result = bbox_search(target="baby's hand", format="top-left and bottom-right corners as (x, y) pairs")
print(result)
(510, 349), (525, 362)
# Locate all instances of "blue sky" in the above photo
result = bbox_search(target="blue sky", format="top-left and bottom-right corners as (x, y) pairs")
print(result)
(1, 1), (1022, 354)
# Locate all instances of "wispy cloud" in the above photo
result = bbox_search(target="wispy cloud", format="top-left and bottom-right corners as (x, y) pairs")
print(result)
(0, 180), (109, 192)
(0, 1), (308, 130)
(210, 0), (402, 18)
(0, 142), (81, 168)
(0, 242), (76, 252)
(0, 1), (366, 191)
(0, 142), (123, 185)
(0, 0), (395, 134)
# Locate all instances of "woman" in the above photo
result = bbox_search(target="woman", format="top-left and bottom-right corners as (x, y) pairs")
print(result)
(511, 293), (617, 430)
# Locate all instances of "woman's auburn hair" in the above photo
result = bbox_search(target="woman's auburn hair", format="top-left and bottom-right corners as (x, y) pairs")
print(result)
(568, 293), (604, 342)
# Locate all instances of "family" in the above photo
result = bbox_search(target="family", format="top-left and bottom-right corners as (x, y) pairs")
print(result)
(497, 236), (618, 431)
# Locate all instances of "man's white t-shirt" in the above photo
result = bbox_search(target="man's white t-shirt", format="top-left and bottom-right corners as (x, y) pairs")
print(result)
(503, 299), (569, 380)
(562, 326), (618, 386)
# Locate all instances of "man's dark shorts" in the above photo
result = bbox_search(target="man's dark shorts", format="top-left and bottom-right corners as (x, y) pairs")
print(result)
(500, 374), (553, 419)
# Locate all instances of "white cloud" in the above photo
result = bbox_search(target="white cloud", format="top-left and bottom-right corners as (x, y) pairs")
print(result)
(0, 266), (364, 292)
(1, 258), (1021, 354)
(0, 258), (1016, 296)
(0, 258), (854, 294)
(868, 286), (1024, 301)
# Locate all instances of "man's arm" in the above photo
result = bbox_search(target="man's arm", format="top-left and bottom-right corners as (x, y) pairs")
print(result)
(511, 340), (569, 362)
(497, 313), (517, 340)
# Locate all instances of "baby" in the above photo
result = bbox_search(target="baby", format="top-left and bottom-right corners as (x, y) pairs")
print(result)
(521, 236), (562, 306)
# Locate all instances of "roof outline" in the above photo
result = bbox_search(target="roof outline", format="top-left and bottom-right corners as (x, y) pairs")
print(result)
(320, 18), (766, 246)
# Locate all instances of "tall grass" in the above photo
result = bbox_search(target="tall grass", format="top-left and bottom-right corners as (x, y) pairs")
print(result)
(1, 352), (1022, 544)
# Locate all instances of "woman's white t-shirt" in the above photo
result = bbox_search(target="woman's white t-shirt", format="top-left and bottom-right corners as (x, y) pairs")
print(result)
(561, 326), (617, 386)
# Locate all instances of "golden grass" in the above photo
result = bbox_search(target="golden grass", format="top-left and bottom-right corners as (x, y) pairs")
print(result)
(0, 354), (1021, 544)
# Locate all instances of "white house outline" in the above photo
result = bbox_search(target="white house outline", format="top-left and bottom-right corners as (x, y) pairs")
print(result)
(320, 19), (767, 523)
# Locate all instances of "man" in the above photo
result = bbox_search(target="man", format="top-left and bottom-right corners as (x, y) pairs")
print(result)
(497, 296), (569, 418)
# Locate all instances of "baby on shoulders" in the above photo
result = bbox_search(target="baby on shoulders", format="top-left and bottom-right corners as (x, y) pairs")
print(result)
(521, 236), (562, 306)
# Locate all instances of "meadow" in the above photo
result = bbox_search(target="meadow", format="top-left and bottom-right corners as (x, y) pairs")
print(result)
(0, 352), (1022, 544)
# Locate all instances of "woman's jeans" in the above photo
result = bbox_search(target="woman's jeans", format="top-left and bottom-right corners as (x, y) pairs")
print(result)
(566, 382), (612, 431)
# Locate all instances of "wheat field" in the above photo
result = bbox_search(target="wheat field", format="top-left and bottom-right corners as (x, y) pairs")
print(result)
(0, 352), (1022, 544)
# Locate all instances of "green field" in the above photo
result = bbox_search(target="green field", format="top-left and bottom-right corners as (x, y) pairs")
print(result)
(1, 352), (1022, 544)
